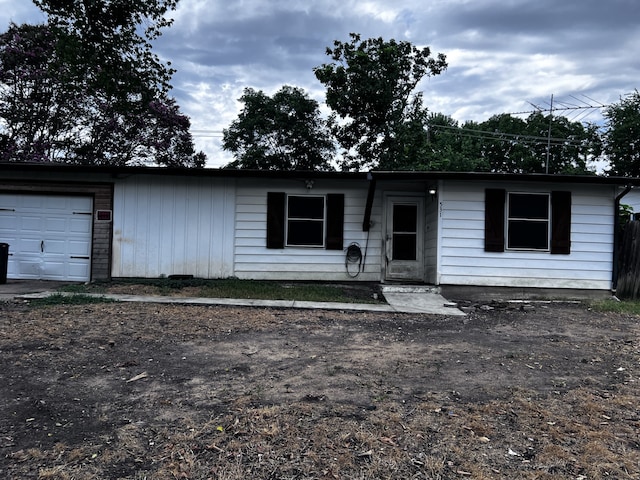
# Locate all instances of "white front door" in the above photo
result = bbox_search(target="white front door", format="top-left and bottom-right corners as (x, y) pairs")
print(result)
(0, 194), (93, 281)
(384, 196), (424, 282)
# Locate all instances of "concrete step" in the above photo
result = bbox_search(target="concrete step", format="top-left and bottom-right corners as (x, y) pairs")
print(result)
(381, 285), (440, 294)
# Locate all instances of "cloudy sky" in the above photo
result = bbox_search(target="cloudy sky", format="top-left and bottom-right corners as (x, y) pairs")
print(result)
(1, 0), (638, 168)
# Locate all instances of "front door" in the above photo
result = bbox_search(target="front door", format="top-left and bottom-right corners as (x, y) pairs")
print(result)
(384, 196), (424, 282)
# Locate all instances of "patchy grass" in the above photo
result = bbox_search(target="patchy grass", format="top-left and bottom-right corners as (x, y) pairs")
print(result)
(591, 298), (640, 315)
(59, 278), (383, 304)
(28, 293), (118, 306)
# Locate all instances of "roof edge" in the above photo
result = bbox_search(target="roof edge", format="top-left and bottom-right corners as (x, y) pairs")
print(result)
(1, 163), (639, 186)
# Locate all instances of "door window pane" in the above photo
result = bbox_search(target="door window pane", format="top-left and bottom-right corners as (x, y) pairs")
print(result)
(392, 204), (417, 260)
(393, 234), (417, 260)
(393, 204), (417, 232)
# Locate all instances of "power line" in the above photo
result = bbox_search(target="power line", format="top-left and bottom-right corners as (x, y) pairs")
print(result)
(430, 124), (594, 148)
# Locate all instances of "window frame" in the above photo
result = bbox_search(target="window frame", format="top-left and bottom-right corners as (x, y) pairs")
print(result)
(285, 194), (326, 248)
(506, 191), (551, 252)
(267, 192), (344, 250)
(484, 188), (571, 255)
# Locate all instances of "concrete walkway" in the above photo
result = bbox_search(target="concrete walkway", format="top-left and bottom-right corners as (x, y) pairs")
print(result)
(0, 280), (465, 315)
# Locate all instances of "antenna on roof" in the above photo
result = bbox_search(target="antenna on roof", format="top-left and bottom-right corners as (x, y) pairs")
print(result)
(509, 94), (608, 173)
(509, 94), (607, 117)
(545, 94), (554, 174)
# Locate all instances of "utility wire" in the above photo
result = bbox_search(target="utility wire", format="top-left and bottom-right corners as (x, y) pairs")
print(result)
(430, 124), (594, 148)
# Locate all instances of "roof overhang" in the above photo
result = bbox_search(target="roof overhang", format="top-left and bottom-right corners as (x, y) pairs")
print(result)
(1, 163), (639, 187)
(0, 162), (368, 180)
(368, 170), (640, 186)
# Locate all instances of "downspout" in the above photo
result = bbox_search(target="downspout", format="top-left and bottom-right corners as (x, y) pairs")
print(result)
(360, 172), (377, 275)
(612, 185), (632, 291)
(362, 173), (376, 231)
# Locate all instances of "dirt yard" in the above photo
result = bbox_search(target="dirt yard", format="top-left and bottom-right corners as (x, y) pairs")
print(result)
(1, 297), (639, 479)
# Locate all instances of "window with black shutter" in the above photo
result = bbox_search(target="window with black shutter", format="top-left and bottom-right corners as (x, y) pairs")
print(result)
(266, 192), (344, 250)
(484, 189), (571, 254)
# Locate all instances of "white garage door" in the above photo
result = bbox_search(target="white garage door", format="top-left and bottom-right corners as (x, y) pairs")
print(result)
(0, 194), (93, 281)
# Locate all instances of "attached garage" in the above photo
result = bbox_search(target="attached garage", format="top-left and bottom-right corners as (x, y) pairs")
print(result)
(0, 193), (94, 281)
(0, 165), (114, 282)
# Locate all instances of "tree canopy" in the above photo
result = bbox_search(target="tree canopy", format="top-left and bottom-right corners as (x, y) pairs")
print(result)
(604, 90), (640, 176)
(415, 112), (599, 175)
(220, 32), (617, 175)
(0, 1), (205, 167)
(313, 33), (447, 171)
(222, 86), (334, 171)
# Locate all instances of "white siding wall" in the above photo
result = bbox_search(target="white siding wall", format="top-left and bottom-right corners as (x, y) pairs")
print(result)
(438, 181), (616, 290)
(424, 191), (439, 283)
(112, 175), (235, 278)
(234, 179), (382, 281)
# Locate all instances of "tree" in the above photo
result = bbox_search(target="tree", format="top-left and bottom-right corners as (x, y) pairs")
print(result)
(0, 23), (81, 162)
(476, 114), (533, 173)
(419, 114), (490, 171)
(0, 1), (205, 167)
(34, 0), (177, 101)
(314, 33), (447, 171)
(223, 86), (335, 171)
(519, 112), (598, 175)
(412, 111), (598, 174)
(604, 90), (640, 176)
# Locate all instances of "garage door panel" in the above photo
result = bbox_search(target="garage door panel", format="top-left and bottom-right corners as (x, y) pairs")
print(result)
(1, 212), (18, 231)
(20, 216), (42, 232)
(45, 239), (67, 254)
(68, 240), (91, 256)
(16, 258), (41, 278)
(43, 260), (66, 280)
(68, 262), (91, 280)
(45, 217), (67, 233)
(22, 196), (45, 208)
(70, 217), (92, 233)
(69, 197), (92, 210)
(0, 194), (93, 281)
(17, 237), (42, 253)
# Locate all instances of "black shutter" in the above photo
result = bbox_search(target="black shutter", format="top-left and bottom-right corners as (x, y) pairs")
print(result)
(326, 194), (344, 250)
(266, 192), (285, 249)
(485, 189), (506, 252)
(551, 191), (571, 254)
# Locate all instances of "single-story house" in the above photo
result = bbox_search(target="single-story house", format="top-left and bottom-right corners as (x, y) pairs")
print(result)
(1, 163), (638, 297)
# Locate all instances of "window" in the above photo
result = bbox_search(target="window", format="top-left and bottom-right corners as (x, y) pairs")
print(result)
(267, 192), (344, 250)
(485, 189), (571, 254)
(507, 193), (549, 250)
(286, 195), (325, 247)
(392, 203), (418, 260)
